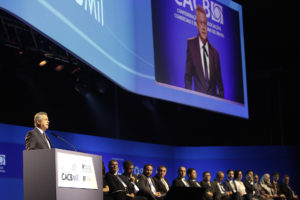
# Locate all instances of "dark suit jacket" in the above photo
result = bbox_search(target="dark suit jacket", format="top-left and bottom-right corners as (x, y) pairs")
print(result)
(243, 179), (255, 196)
(211, 180), (229, 200)
(184, 36), (224, 97)
(25, 128), (52, 150)
(137, 174), (157, 200)
(279, 183), (295, 200)
(200, 181), (214, 200)
(223, 180), (238, 193)
(188, 179), (201, 188)
(105, 172), (128, 194)
(172, 177), (189, 187)
(153, 175), (170, 195)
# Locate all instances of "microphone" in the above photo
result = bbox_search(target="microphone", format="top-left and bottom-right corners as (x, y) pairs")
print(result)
(50, 132), (77, 152)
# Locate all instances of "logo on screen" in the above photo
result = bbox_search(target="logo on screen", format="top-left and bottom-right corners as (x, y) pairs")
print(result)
(174, 0), (224, 25)
(0, 155), (6, 166)
(203, 0), (223, 24)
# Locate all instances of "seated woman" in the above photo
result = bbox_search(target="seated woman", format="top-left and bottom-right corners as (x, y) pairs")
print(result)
(234, 170), (247, 199)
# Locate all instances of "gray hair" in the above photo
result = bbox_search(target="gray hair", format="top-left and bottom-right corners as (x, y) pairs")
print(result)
(34, 112), (48, 127)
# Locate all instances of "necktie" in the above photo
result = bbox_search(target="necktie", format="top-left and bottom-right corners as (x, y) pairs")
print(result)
(161, 178), (169, 191)
(116, 175), (127, 189)
(218, 183), (226, 194)
(132, 182), (140, 193)
(194, 180), (200, 187)
(230, 181), (236, 192)
(42, 132), (50, 149)
(202, 45), (209, 85)
(182, 179), (190, 187)
(148, 178), (157, 194)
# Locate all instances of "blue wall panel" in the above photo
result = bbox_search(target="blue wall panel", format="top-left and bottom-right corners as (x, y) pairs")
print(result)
(1, 123), (299, 199)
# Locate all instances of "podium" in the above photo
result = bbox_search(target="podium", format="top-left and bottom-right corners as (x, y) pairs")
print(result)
(23, 148), (103, 200)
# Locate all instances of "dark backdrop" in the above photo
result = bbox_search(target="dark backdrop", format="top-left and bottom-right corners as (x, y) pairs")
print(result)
(0, 0), (299, 146)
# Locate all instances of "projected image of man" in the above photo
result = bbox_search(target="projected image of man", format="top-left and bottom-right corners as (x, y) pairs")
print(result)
(184, 5), (224, 98)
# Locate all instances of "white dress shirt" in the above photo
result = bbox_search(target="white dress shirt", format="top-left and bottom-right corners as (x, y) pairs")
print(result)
(161, 178), (169, 191)
(235, 180), (247, 196)
(181, 178), (190, 187)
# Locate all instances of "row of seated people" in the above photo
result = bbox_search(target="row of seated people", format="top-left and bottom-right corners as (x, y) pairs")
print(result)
(102, 160), (298, 200)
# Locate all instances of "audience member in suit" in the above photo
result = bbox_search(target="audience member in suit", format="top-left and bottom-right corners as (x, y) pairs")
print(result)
(224, 170), (243, 200)
(25, 112), (52, 150)
(211, 171), (233, 200)
(137, 164), (162, 200)
(187, 168), (201, 188)
(243, 170), (255, 200)
(272, 172), (286, 200)
(224, 170), (238, 193)
(120, 160), (147, 200)
(234, 170), (247, 199)
(253, 174), (272, 200)
(200, 171), (214, 200)
(105, 160), (136, 200)
(172, 166), (190, 187)
(279, 175), (298, 200)
(120, 161), (140, 194)
(153, 165), (170, 197)
(260, 173), (283, 200)
(103, 161), (114, 200)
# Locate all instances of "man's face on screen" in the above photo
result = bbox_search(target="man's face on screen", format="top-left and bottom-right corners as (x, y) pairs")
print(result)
(197, 12), (208, 43)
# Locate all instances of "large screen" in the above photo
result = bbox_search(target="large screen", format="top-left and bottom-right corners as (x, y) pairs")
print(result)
(0, 0), (248, 118)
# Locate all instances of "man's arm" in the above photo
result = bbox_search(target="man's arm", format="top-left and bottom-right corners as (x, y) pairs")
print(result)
(25, 131), (36, 150)
(215, 51), (224, 98)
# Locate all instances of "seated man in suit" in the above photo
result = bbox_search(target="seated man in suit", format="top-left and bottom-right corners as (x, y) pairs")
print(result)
(224, 170), (238, 193)
(211, 171), (233, 200)
(172, 166), (190, 187)
(187, 168), (201, 188)
(25, 112), (52, 150)
(243, 170), (255, 200)
(153, 165), (170, 197)
(120, 160), (146, 200)
(105, 160), (136, 200)
(200, 171), (214, 200)
(121, 160), (140, 194)
(272, 172), (286, 200)
(137, 164), (162, 200)
(280, 175), (298, 200)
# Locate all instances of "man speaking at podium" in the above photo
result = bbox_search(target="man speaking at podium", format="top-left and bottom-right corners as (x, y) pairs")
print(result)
(25, 112), (52, 150)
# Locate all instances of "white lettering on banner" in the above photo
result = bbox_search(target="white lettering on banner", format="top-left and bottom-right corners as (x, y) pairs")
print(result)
(57, 152), (98, 189)
(174, 0), (224, 38)
(174, 0), (223, 25)
(74, 0), (104, 26)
